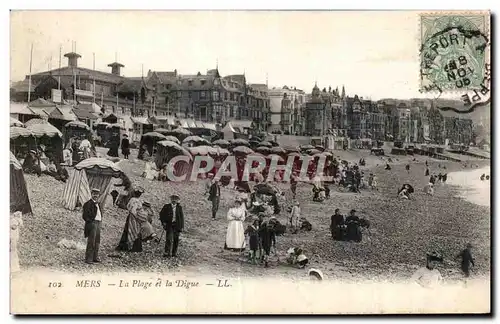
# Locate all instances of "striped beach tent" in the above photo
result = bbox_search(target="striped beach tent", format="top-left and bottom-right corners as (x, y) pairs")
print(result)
(10, 152), (32, 215)
(62, 158), (124, 210)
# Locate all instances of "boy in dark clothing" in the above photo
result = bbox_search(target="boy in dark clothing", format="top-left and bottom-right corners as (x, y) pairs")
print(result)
(245, 220), (260, 265)
(259, 219), (277, 268)
(456, 243), (475, 278)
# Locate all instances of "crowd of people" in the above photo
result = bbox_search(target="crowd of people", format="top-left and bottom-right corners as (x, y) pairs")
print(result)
(78, 145), (479, 285)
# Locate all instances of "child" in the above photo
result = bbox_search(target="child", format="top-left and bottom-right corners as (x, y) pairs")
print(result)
(259, 219), (276, 268)
(286, 247), (309, 269)
(290, 201), (301, 234)
(245, 219), (260, 265)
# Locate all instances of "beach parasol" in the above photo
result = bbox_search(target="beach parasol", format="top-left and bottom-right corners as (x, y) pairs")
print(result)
(258, 141), (273, 147)
(232, 146), (254, 155)
(307, 149), (322, 155)
(189, 145), (217, 156)
(169, 127), (192, 136)
(214, 147), (230, 155)
(288, 152), (301, 157)
(285, 147), (300, 153)
(163, 135), (180, 144)
(212, 139), (230, 147)
(10, 126), (33, 139)
(254, 183), (277, 195)
(26, 122), (63, 138)
(266, 154), (285, 163)
(65, 120), (91, 131)
(154, 128), (171, 135)
(231, 138), (250, 146)
(315, 145), (325, 151)
(301, 144), (315, 150)
(142, 132), (168, 140)
(271, 147), (286, 154)
(24, 118), (48, 127)
(157, 140), (192, 158)
(10, 117), (24, 127)
(269, 140), (280, 147)
(75, 157), (123, 173)
(183, 135), (210, 145)
(256, 146), (271, 153)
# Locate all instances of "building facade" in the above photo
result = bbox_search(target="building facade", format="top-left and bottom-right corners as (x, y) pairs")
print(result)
(268, 86), (306, 134)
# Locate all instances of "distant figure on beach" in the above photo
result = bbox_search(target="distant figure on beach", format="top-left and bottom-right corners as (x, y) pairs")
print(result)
(430, 175), (436, 185)
(480, 174), (485, 181)
(425, 160), (429, 167)
(437, 173), (443, 182)
(385, 163), (391, 170)
(456, 243), (475, 278)
(425, 168), (430, 176)
(486, 175), (490, 181)
(405, 164), (410, 173)
(411, 252), (444, 288)
(442, 173), (447, 183)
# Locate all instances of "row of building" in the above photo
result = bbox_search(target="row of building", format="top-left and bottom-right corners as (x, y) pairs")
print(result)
(10, 50), (474, 145)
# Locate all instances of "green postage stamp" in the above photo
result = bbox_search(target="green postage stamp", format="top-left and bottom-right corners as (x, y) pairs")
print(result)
(420, 12), (490, 93)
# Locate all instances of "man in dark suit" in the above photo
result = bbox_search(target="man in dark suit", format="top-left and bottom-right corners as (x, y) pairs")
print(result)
(82, 188), (103, 264)
(160, 195), (185, 258)
(208, 177), (221, 219)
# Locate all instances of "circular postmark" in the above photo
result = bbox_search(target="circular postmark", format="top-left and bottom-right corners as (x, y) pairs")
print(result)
(420, 15), (490, 93)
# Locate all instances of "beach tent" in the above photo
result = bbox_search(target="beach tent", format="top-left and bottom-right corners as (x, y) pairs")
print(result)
(10, 152), (32, 215)
(62, 158), (124, 211)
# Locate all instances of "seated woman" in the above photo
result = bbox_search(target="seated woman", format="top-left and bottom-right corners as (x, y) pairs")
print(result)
(139, 201), (157, 243)
(398, 186), (410, 199)
(142, 158), (158, 180)
(423, 182), (434, 195)
(286, 247), (309, 269)
(158, 164), (169, 182)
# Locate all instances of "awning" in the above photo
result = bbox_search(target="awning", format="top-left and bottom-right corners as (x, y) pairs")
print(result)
(131, 117), (151, 125)
(10, 102), (38, 116)
(73, 109), (98, 120)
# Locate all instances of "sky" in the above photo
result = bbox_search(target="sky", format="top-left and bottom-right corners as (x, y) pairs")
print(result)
(10, 11), (438, 100)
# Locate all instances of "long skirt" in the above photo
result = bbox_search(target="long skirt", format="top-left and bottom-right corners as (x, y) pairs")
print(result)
(116, 216), (143, 252)
(225, 220), (246, 251)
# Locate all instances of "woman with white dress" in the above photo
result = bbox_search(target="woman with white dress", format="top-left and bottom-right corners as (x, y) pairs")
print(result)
(224, 197), (247, 251)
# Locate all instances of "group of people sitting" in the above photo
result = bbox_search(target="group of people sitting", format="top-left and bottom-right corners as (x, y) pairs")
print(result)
(21, 148), (69, 183)
(330, 209), (370, 242)
(480, 174), (490, 181)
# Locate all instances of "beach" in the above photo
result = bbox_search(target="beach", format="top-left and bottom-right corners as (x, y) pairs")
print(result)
(16, 151), (491, 283)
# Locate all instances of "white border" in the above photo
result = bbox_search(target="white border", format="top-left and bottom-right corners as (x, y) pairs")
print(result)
(2, 1), (497, 323)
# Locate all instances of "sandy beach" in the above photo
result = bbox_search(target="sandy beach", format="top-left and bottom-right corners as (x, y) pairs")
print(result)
(15, 148), (491, 284)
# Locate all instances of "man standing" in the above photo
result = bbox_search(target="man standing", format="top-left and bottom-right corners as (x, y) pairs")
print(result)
(456, 243), (475, 278)
(208, 177), (221, 220)
(330, 208), (346, 241)
(82, 188), (102, 264)
(121, 134), (130, 159)
(160, 195), (185, 258)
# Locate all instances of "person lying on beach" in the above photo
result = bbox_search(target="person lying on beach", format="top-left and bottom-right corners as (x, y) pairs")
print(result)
(411, 252), (444, 288)
(286, 247), (309, 269)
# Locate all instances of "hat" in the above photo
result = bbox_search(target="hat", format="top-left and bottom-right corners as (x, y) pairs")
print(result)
(142, 201), (151, 208)
(350, 209), (356, 213)
(252, 201), (262, 206)
(308, 268), (324, 280)
(294, 201), (300, 206)
(170, 194), (180, 201)
(29, 150), (37, 154)
(123, 134), (128, 137)
(134, 187), (145, 194)
(208, 173), (214, 178)
(91, 188), (100, 193)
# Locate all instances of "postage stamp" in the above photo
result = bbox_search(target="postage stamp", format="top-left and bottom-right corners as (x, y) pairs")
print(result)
(419, 12), (490, 94)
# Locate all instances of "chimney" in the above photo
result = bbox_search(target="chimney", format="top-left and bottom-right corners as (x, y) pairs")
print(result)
(108, 62), (125, 76)
(64, 52), (81, 68)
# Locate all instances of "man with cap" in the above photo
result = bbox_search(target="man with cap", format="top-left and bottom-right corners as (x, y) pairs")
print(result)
(411, 252), (444, 288)
(82, 188), (103, 264)
(160, 194), (185, 258)
(207, 176), (221, 220)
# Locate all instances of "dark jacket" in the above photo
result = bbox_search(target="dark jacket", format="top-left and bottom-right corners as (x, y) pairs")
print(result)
(121, 138), (130, 149)
(208, 183), (220, 201)
(160, 203), (185, 232)
(82, 199), (102, 238)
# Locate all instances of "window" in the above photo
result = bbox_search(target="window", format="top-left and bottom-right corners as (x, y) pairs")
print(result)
(200, 91), (206, 98)
(213, 91), (219, 101)
(188, 80), (193, 86)
(201, 80), (206, 86)
(166, 84), (172, 90)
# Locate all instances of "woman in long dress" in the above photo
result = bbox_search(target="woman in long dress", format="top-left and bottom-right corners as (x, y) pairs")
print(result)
(116, 188), (145, 252)
(224, 197), (247, 251)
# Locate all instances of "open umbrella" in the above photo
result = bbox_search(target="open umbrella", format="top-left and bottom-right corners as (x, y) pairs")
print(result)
(189, 145), (217, 156)
(213, 147), (230, 156)
(10, 117), (24, 127)
(258, 141), (273, 147)
(232, 146), (254, 155)
(266, 154), (285, 163)
(256, 146), (271, 153)
(142, 132), (168, 140)
(285, 147), (300, 153)
(301, 144), (315, 150)
(154, 128), (171, 135)
(10, 126), (33, 139)
(271, 147), (286, 154)
(288, 152), (301, 157)
(163, 135), (180, 144)
(269, 140), (280, 147)
(315, 145), (325, 151)
(231, 138), (250, 146)
(65, 120), (91, 131)
(212, 139), (230, 146)
(307, 149), (322, 155)
(183, 135), (210, 145)
(169, 127), (192, 136)
(254, 183), (277, 195)
(157, 140), (192, 158)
